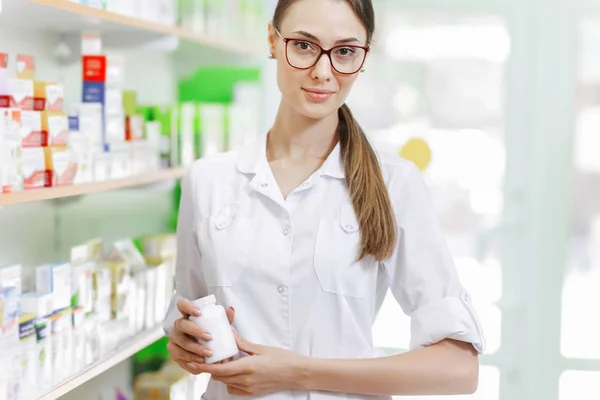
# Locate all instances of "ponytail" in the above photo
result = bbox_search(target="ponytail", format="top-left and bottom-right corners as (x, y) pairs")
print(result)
(338, 104), (396, 262)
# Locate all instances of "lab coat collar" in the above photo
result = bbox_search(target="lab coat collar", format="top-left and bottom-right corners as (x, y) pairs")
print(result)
(235, 132), (345, 180)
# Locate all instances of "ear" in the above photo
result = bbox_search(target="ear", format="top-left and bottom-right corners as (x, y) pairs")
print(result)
(267, 21), (278, 59)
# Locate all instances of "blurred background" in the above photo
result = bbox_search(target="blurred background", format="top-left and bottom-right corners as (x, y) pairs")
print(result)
(0, 0), (597, 399)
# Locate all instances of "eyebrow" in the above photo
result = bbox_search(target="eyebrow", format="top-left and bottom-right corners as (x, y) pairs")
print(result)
(292, 30), (361, 45)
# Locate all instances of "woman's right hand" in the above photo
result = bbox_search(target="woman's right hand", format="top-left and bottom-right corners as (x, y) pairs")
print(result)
(167, 298), (235, 374)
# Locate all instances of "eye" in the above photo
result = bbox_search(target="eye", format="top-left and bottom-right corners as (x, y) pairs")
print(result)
(292, 41), (315, 51)
(336, 47), (356, 57)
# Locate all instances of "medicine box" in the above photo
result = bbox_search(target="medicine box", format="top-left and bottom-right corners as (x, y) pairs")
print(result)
(20, 292), (54, 319)
(82, 55), (107, 82)
(45, 146), (78, 187)
(0, 53), (9, 108)
(0, 108), (23, 193)
(35, 263), (72, 312)
(34, 81), (64, 111)
(42, 111), (69, 146)
(20, 110), (44, 147)
(0, 286), (19, 344)
(0, 264), (22, 293)
(21, 147), (49, 189)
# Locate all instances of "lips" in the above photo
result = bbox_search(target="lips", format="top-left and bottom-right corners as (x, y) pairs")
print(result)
(302, 88), (336, 103)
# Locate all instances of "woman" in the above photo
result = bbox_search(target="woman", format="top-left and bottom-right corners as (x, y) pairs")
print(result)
(164, 0), (485, 398)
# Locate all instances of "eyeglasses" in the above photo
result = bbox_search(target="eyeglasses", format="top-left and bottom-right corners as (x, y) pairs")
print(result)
(275, 29), (369, 75)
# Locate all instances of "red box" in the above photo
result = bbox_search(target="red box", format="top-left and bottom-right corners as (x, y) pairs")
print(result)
(82, 55), (107, 82)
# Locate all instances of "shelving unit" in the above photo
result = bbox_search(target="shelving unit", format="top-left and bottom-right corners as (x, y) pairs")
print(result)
(37, 327), (165, 400)
(0, 167), (187, 206)
(0, 0), (261, 55)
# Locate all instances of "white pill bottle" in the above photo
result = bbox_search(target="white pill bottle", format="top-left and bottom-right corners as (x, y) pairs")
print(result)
(190, 294), (239, 364)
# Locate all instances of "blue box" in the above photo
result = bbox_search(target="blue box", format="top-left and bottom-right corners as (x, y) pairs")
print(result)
(82, 81), (105, 105)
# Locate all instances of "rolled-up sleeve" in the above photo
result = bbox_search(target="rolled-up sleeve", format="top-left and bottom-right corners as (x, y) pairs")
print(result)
(163, 165), (208, 336)
(384, 163), (485, 353)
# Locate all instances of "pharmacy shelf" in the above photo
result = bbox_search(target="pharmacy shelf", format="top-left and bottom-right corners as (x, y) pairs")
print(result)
(38, 326), (165, 400)
(0, 167), (187, 206)
(0, 0), (260, 56)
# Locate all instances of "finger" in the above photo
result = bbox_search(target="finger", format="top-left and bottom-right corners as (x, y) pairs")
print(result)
(171, 330), (214, 359)
(173, 358), (201, 375)
(226, 306), (235, 325)
(234, 334), (260, 356)
(195, 358), (244, 376)
(175, 318), (213, 341)
(227, 385), (251, 396)
(177, 298), (201, 317)
(167, 340), (205, 364)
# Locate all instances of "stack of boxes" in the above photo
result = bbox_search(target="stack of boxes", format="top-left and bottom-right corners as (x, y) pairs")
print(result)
(0, 233), (176, 399)
(0, 53), (77, 192)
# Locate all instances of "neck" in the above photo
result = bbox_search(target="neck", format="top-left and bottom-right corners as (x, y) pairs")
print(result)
(268, 100), (339, 162)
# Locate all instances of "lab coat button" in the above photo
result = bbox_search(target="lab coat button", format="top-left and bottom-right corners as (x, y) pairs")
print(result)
(278, 286), (285, 293)
(462, 292), (471, 302)
(283, 228), (290, 236)
(261, 183), (269, 188)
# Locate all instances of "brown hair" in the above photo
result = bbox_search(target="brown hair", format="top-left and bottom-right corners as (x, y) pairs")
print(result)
(273, 0), (397, 262)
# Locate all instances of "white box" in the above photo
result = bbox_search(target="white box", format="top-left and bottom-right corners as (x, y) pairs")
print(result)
(0, 264), (21, 293)
(21, 292), (54, 319)
(0, 108), (23, 193)
(35, 263), (72, 312)
(71, 263), (94, 314)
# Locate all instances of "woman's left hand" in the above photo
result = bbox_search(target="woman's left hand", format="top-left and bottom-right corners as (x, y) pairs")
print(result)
(197, 334), (309, 396)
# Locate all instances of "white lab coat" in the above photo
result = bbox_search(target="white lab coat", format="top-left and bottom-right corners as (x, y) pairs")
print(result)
(164, 133), (485, 400)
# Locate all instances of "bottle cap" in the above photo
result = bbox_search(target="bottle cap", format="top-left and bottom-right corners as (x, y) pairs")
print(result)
(192, 294), (216, 308)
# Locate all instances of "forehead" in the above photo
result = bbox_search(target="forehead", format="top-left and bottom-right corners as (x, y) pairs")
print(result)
(279, 0), (367, 42)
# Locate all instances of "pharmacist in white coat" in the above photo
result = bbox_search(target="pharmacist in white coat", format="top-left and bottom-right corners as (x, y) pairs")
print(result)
(163, 0), (485, 398)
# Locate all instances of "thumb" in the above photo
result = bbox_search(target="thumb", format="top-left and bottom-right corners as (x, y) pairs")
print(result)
(233, 331), (260, 356)
(226, 306), (235, 325)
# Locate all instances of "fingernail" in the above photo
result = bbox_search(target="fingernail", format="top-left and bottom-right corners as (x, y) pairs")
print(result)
(187, 362), (197, 370)
(201, 333), (212, 341)
(204, 349), (213, 357)
(191, 308), (201, 317)
(196, 357), (204, 363)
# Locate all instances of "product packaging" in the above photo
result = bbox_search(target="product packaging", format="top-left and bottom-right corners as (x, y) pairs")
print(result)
(93, 268), (112, 322)
(42, 110), (69, 146)
(10, 54), (35, 110)
(45, 146), (78, 186)
(190, 294), (238, 364)
(36, 263), (72, 312)
(0, 286), (19, 344)
(179, 102), (196, 166)
(71, 307), (86, 373)
(70, 262), (94, 314)
(19, 292), (54, 395)
(68, 114), (93, 184)
(70, 103), (103, 150)
(0, 264), (21, 292)
(21, 147), (49, 189)
(0, 53), (9, 108)
(98, 261), (131, 319)
(198, 103), (226, 157)
(20, 110), (44, 147)
(18, 313), (37, 400)
(34, 81), (64, 111)
(50, 307), (72, 385)
(0, 108), (23, 193)
(125, 114), (143, 141)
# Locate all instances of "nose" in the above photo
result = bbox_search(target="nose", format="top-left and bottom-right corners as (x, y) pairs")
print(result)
(311, 53), (334, 81)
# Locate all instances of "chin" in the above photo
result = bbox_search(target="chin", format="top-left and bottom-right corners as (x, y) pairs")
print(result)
(296, 99), (339, 121)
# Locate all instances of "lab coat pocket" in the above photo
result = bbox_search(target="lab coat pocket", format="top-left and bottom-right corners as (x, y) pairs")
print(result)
(313, 204), (369, 299)
(199, 203), (252, 287)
